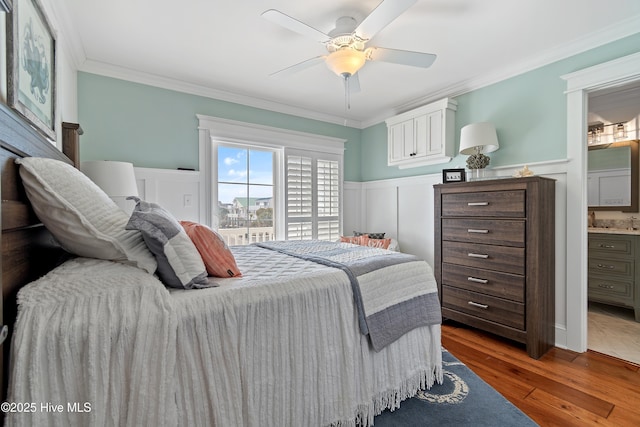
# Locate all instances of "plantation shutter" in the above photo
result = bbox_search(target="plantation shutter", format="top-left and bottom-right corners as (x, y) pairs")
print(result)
(285, 149), (342, 240)
(316, 159), (340, 241)
(286, 154), (313, 239)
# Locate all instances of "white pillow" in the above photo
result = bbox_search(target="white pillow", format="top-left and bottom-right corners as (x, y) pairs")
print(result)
(16, 157), (157, 274)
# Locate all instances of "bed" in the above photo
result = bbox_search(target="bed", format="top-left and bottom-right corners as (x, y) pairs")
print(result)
(0, 103), (442, 426)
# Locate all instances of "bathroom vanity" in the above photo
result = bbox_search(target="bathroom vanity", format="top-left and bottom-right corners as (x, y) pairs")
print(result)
(588, 229), (640, 322)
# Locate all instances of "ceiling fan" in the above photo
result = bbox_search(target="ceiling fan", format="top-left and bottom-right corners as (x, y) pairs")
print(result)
(262, 0), (436, 106)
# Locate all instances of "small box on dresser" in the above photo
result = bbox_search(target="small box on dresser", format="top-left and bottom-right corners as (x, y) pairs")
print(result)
(434, 176), (556, 359)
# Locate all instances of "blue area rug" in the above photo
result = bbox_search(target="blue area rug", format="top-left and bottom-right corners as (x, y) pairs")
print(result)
(374, 349), (538, 426)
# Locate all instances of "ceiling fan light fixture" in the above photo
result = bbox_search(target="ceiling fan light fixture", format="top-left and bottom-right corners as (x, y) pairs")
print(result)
(326, 48), (366, 77)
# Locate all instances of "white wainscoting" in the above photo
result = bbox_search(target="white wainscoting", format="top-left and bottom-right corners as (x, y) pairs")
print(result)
(345, 175), (440, 265)
(345, 159), (570, 349)
(134, 167), (202, 222)
(139, 162), (570, 349)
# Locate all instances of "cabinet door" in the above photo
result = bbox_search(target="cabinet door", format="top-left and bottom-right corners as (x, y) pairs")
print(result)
(413, 115), (428, 158)
(426, 110), (443, 156)
(414, 110), (443, 158)
(388, 120), (415, 163)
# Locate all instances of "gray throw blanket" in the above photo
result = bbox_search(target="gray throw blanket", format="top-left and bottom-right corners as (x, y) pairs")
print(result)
(257, 240), (441, 351)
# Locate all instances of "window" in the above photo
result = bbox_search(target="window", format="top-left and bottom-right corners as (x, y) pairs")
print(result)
(217, 144), (275, 245)
(198, 115), (345, 243)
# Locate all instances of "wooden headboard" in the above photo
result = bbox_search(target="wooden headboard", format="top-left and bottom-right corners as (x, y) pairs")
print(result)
(0, 102), (79, 400)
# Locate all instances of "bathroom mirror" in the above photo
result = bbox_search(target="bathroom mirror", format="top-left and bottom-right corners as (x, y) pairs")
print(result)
(587, 140), (638, 212)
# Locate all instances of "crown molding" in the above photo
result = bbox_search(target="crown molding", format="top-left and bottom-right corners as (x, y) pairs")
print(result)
(40, 0), (86, 69)
(78, 60), (364, 129)
(362, 14), (640, 128)
(61, 9), (640, 130)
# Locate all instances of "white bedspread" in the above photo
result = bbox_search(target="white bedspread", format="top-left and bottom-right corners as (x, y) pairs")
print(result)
(7, 258), (177, 427)
(8, 244), (442, 427)
(171, 245), (442, 426)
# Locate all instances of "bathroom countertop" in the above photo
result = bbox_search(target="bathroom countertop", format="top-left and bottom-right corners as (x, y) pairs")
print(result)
(588, 227), (640, 235)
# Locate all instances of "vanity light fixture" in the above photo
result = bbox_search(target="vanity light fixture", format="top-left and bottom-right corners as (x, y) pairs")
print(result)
(614, 122), (627, 140)
(587, 123), (604, 145)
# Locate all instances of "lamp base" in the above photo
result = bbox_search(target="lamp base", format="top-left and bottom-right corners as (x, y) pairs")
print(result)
(469, 168), (486, 180)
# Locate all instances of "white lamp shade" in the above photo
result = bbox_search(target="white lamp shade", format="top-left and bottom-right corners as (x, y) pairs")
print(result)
(459, 122), (500, 155)
(81, 161), (139, 198)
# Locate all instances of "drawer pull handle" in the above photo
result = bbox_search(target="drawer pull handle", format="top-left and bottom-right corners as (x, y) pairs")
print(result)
(596, 263), (615, 270)
(468, 229), (489, 234)
(467, 202), (489, 206)
(468, 301), (489, 309)
(468, 253), (489, 259)
(598, 244), (615, 249)
(468, 277), (489, 284)
(598, 284), (615, 289)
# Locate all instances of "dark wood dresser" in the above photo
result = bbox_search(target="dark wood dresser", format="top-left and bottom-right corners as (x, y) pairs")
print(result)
(434, 176), (556, 359)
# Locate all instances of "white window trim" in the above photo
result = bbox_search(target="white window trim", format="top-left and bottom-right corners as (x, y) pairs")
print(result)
(197, 115), (346, 238)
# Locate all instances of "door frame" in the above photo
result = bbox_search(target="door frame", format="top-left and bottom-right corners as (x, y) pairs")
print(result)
(562, 51), (640, 352)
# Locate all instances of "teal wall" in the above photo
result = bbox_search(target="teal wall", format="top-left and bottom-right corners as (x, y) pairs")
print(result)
(78, 32), (640, 183)
(77, 74), (363, 181)
(360, 33), (640, 181)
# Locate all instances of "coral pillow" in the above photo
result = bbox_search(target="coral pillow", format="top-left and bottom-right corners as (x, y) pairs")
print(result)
(340, 235), (364, 245)
(361, 235), (392, 249)
(180, 221), (242, 278)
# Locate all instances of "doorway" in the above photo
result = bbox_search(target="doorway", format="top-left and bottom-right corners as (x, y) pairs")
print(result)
(586, 82), (640, 364)
(563, 51), (640, 355)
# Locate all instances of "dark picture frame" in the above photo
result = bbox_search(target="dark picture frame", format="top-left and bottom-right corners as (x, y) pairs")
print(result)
(6, 0), (56, 141)
(1, 0), (12, 13)
(442, 168), (466, 184)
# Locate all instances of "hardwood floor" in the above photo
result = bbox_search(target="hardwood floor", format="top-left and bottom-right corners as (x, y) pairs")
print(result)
(442, 321), (640, 426)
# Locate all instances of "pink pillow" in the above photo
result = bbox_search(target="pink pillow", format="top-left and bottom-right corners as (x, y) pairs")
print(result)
(340, 235), (364, 245)
(180, 221), (242, 277)
(361, 235), (392, 249)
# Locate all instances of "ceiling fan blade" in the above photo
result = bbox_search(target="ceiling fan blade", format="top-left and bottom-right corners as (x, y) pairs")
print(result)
(270, 56), (325, 78)
(368, 47), (437, 68)
(262, 9), (330, 43)
(355, 0), (417, 40)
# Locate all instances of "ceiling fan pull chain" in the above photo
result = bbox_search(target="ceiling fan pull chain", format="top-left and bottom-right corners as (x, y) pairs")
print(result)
(344, 75), (351, 110)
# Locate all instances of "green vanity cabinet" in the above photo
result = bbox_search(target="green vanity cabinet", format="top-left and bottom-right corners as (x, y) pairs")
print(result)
(588, 232), (640, 322)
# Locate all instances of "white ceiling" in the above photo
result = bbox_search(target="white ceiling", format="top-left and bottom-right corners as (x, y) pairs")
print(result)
(589, 81), (640, 125)
(55, 0), (640, 128)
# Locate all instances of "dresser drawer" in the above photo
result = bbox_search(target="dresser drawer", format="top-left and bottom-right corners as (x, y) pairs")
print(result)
(441, 190), (525, 217)
(442, 219), (525, 247)
(588, 236), (633, 257)
(442, 241), (525, 275)
(442, 285), (525, 330)
(441, 264), (525, 302)
(588, 257), (633, 278)
(588, 276), (633, 305)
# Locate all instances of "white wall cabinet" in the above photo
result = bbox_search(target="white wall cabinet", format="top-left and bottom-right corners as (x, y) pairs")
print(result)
(386, 98), (457, 169)
(587, 168), (631, 207)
